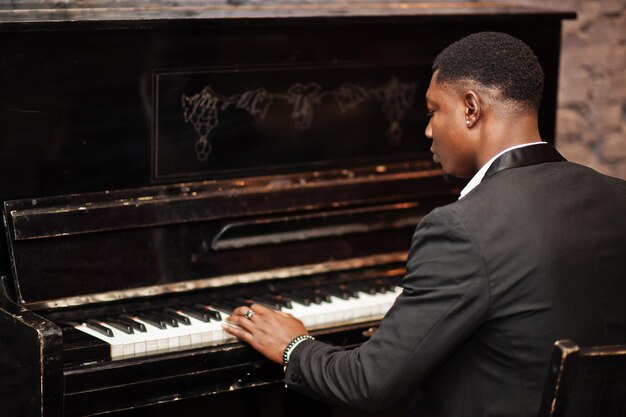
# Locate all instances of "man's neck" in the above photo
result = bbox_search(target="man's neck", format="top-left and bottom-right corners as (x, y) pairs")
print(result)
(475, 113), (542, 169)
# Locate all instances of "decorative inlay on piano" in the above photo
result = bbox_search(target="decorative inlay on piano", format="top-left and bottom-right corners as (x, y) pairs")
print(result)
(180, 76), (417, 160)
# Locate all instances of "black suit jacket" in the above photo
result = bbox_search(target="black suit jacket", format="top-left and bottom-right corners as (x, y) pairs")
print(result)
(284, 144), (626, 416)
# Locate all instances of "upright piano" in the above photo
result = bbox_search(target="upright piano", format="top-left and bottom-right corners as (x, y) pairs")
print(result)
(0, 2), (574, 416)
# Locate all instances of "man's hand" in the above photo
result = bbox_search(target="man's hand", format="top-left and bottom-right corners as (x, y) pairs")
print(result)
(222, 304), (308, 364)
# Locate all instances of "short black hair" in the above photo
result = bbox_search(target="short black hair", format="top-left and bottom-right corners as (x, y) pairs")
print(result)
(432, 32), (544, 111)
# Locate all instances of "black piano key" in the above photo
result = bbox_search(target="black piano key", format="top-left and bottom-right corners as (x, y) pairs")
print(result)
(337, 284), (360, 298)
(349, 282), (377, 295)
(311, 288), (333, 303)
(316, 287), (346, 300)
(232, 297), (254, 307)
(206, 308), (222, 321)
(162, 308), (191, 325)
(320, 286), (352, 300)
(150, 310), (178, 327)
(241, 295), (282, 311)
(263, 294), (293, 309)
(104, 318), (134, 334)
(86, 319), (114, 337)
(349, 281), (378, 295)
(376, 278), (398, 292)
(193, 304), (222, 321)
(281, 292), (311, 306)
(367, 279), (386, 293)
(135, 312), (167, 329)
(369, 279), (389, 294)
(117, 314), (147, 332)
(291, 289), (323, 305)
(219, 300), (242, 313)
(178, 305), (212, 322)
(205, 302), (234, 316)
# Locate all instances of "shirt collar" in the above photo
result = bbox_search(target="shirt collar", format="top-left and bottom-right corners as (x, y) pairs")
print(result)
(459, 141), (546, 199)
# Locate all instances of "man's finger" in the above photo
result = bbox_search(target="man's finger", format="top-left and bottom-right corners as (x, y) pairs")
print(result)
(222, 322), (253, 343)
(228, 314), (256, 332)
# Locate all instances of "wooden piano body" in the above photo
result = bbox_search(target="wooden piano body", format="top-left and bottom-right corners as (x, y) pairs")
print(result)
(0, 2), (573, 416)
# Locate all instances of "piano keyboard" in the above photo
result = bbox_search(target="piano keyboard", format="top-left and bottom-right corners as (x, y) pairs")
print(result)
(74, 280), (403, 360)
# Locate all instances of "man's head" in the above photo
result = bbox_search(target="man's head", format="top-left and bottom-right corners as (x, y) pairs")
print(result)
(433, 31), (544, 112)
(425, 32), (544, 178)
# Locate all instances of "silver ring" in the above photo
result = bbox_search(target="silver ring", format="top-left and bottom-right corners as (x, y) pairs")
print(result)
(244, 309), (255, 320)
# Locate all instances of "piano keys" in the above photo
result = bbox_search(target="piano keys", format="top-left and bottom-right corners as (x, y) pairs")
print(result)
(70, 277), (403, 361)
(0, 2), (574, 416)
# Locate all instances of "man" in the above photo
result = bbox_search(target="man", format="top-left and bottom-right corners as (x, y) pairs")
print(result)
(223, 32), (626, 416)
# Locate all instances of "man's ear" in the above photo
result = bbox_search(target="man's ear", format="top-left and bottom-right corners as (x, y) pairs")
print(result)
(465, 91), (480, 128)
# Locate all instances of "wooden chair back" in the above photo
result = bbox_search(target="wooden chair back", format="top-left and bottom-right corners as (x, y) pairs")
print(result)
(538, 340), (626, 417)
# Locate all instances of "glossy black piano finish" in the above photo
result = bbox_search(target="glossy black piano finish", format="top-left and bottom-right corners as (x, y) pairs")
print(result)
(0, 2), (574, 416)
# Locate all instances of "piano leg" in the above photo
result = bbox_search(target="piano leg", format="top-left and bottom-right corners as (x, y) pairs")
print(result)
(0, 276), (64, 417)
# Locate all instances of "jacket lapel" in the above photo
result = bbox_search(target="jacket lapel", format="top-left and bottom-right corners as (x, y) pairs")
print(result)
(484, 144), (567, 179)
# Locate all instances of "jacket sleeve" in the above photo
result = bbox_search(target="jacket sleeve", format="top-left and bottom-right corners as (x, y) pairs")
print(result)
(284, 207), (491, 411)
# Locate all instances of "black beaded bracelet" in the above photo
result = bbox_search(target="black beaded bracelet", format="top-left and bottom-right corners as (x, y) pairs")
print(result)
(283, 334), (315, 365)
